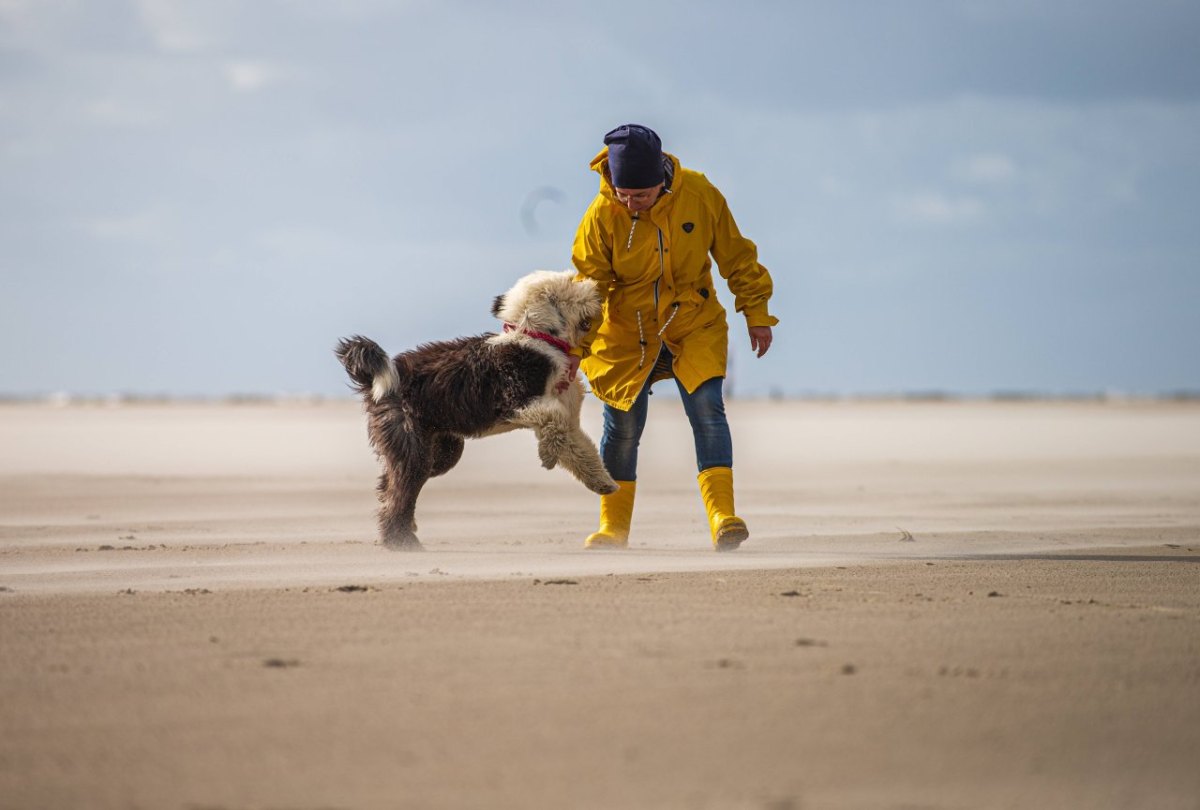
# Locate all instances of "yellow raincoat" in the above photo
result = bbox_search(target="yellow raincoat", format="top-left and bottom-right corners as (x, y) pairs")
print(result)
(572, 150), (779, 411)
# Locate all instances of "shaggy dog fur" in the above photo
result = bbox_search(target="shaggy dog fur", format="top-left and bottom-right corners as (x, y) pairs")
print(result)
(336, 269), (617, 550)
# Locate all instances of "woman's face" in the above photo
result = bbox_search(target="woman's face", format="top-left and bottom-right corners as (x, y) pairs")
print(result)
(613, 184), (664, 213)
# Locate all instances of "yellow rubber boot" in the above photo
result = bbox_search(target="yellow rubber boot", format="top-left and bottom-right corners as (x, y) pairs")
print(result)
(584, 480), (636, 549)
(697, 467), (749, 551)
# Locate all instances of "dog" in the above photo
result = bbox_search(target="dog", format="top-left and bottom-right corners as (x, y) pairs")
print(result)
(336, 269), (618, 550)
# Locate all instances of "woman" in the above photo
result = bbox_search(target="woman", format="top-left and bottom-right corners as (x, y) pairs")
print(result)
(568, 124), (779, 551)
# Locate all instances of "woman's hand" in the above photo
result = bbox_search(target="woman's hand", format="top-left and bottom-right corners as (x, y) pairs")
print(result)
(556, 354), (582, 393)
(749, 326), (773, 358)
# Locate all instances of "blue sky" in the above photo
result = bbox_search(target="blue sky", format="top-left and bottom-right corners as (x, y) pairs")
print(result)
(1, 0), (1197, 398)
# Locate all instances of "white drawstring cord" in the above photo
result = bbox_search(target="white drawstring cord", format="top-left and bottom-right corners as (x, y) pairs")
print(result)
(636, 303), (681, 369)
(624, 205), (679, 368)
(636, 311), (646, 367)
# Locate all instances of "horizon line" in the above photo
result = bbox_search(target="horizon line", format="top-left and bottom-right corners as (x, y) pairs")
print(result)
(2, 390), (1198, 407)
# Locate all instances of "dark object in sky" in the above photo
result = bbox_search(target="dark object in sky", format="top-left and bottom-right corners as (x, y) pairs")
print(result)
(520, 186), (566, 236)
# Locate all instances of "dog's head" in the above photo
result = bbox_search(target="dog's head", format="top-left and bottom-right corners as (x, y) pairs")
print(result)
(491, 270), (600, 348)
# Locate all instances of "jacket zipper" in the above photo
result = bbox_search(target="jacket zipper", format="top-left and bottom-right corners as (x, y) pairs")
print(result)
(635, 218), (678, 371)
(654, 227), (663, 308)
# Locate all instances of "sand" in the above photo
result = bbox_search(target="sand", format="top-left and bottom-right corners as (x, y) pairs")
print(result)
(1, 399), (1199, 808)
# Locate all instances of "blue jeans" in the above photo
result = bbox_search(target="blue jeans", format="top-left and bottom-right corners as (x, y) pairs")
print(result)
(601, 374), (733, 481)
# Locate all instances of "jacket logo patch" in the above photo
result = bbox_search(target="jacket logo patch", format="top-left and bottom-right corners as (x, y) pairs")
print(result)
(682, 222), (694, 233)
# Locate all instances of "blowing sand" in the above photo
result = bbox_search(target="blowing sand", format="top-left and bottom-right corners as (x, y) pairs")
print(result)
(1, 399), (1198, 808)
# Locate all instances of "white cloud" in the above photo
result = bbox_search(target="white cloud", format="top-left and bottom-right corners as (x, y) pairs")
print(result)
(254, 226), (350, 263)
(0, 0), (34, 20)
(80, 210), (165, 242)
(222, 60), (290, 93)
(818, 174), (853, 199)
(283, 0), (424, 23)
(134, 0), (212, 53)
(84, 98), (160, 127)
(955, 153), (1017, 184)
(892, 192), (985, 226)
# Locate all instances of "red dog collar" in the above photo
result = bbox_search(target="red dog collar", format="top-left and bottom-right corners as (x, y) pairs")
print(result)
(502, 323), (572, 356)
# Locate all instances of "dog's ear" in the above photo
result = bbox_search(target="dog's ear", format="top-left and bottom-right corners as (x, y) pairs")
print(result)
(491, 294), (505, 319)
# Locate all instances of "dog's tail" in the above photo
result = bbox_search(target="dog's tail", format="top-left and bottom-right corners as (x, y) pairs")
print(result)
(335, 336), (400, 403)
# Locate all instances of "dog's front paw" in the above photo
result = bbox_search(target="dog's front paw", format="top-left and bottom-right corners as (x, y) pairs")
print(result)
(589, 476), (619, 495)
(538, 444), (559, 470)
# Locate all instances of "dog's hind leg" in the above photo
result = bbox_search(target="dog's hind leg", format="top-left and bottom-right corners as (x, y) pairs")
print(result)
(378, 463), (430, 550)
(429, 433), (465, 478)
(376, 472), (409, 546)
(376, 429), (434, 551)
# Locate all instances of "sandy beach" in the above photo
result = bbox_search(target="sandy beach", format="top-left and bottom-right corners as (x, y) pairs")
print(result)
(2, 399), (1199, 808)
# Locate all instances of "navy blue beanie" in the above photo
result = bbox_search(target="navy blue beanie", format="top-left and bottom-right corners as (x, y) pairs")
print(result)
(604, 124), (664, 189)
